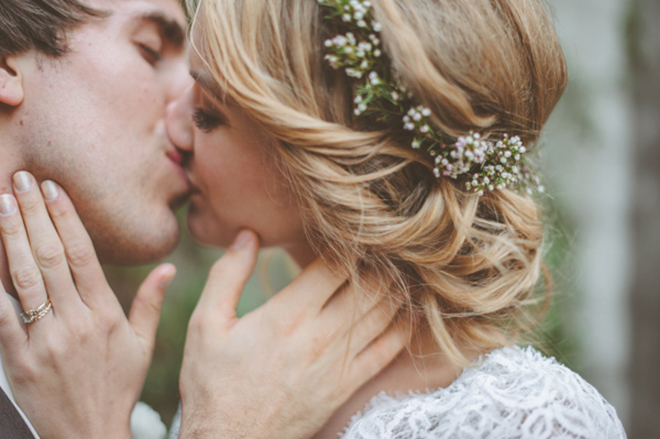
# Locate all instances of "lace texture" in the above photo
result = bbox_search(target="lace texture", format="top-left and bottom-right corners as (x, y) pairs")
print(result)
(342, 346), (626, 439)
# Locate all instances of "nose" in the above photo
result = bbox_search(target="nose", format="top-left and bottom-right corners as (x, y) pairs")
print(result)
(166, 85), (195, 153)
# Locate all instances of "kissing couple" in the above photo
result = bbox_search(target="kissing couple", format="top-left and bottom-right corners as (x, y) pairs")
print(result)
(0, 0), (626, 438)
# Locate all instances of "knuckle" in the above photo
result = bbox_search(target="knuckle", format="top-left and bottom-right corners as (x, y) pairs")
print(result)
(0, 219), (23, 237)
(19, 198), (42, 217)
(65, 242), (96, 268)
(34, 242), (66, 269)
(12, 361), (38, 386)
(64, 315), (95, 340)
(12, 265), (42, 290)
(48, 204), (72, 222)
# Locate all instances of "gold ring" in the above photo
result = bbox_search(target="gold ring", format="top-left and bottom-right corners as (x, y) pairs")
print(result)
(20, 299), (53, 324)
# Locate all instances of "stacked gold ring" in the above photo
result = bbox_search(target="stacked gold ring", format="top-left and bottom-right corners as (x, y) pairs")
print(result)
(20, 299), (53, 324)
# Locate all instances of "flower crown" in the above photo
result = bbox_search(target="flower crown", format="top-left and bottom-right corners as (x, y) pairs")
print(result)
(318, 0), (544, 196)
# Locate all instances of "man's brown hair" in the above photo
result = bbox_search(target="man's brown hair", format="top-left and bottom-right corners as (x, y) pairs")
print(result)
(0, 0), (103, 56)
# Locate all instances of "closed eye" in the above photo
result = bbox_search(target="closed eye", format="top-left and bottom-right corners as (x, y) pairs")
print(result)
(193, 108), (227, 133)
(137, 43), (162, 65)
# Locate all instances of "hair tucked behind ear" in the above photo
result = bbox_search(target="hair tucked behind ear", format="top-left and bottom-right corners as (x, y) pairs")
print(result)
(190, 0), (567, 366)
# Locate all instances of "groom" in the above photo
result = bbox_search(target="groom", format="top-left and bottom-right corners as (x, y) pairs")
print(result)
(0, 0), (400, 437)
(0, 0), (192, 435)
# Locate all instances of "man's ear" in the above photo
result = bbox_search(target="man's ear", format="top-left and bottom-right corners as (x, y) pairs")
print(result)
(0, 55), (25, 107)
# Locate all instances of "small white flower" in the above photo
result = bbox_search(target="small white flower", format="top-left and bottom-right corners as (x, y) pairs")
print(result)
(412, 112), (422, 121)
(404, 122), (415, 130)
(342, 13), (351, 22)
(391, 92), (399, 101)
(358, 103), (367, 112)
(420, 125), (429, 133)
(421, 107), (431, 117)
(373, 49), (381, 57)
(357, 19), (367, 27)
(372, 22), (382, 31)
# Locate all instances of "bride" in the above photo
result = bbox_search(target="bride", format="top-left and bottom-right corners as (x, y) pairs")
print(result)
(0, 0), (626, 437)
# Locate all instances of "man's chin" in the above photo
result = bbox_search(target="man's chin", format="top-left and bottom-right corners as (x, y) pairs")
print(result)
(95, 222), (182, 266)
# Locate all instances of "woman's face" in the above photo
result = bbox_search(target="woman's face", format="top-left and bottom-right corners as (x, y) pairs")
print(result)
(166, 50), (312, 261)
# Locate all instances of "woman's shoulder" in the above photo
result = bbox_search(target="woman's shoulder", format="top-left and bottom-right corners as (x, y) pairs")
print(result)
(341, 346), (627, 439)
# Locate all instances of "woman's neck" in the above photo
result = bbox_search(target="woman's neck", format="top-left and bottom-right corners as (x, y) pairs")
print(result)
(282, 239), (317, 269)
(313, 326), (484, 439)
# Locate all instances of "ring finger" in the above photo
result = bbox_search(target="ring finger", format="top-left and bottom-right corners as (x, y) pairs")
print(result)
(0, 193), (51, 322)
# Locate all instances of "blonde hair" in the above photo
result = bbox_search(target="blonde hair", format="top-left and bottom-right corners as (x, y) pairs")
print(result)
(190, 0), (568, 366)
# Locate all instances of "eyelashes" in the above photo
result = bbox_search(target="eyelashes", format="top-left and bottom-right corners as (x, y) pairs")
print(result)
(192, 108), (227, 133)
(137, 43), (162, 65)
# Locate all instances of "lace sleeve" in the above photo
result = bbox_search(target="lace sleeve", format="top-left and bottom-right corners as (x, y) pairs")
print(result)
(342, 347), (627, 439)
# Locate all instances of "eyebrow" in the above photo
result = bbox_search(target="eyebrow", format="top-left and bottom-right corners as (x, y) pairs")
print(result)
(190, 69), (226, 102)
(139, 12), (186, 48)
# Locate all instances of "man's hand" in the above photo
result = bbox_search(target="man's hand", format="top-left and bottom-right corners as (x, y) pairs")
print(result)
(179, 230), (409, 439)
(0, 171), (173, 439)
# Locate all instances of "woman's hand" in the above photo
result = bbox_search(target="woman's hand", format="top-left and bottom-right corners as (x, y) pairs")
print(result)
(0, 171), (175, 439)
(179, 230), (409, 439)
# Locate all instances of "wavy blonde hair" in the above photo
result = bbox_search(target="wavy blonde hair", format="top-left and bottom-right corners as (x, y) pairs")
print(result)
(189, 0), (568, 366)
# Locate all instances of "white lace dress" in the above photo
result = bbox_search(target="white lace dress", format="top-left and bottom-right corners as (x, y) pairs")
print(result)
(342, 346), (626, 439)
(168, 346), (626, 439)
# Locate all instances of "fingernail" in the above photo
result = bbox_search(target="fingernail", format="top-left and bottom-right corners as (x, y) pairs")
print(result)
(41, 180), (59, 201)
(13, 171), (32, 193)
(231, 230), (255, 250)
(0, 194), (17, 216)
(159, 265), (177, 289)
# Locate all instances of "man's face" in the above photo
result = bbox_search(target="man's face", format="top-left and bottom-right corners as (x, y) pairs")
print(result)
(16, 0), (192, 264)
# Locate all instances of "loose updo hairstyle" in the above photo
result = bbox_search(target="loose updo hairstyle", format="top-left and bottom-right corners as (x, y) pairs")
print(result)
(189, 0), (568, 366)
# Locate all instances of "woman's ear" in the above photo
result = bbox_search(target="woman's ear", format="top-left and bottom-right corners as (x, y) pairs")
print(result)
(0, 55), (25, 107)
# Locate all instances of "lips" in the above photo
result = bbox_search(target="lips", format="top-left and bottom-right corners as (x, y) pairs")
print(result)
(166, 149), (192, 190)
(166, 149), (184, 165)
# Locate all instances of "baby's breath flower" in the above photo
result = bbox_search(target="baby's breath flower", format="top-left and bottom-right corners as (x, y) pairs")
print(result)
(319, 0), (542, 196)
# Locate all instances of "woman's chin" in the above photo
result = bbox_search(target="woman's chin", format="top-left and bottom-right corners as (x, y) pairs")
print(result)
(185, 211), (224, 247)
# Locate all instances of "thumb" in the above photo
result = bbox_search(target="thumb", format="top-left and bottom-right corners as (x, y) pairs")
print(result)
(128, 263), (176, 352)
(196, 230), (259, 323)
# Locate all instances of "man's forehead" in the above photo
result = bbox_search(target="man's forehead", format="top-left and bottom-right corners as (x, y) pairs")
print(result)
(89, 0), (186, 27)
